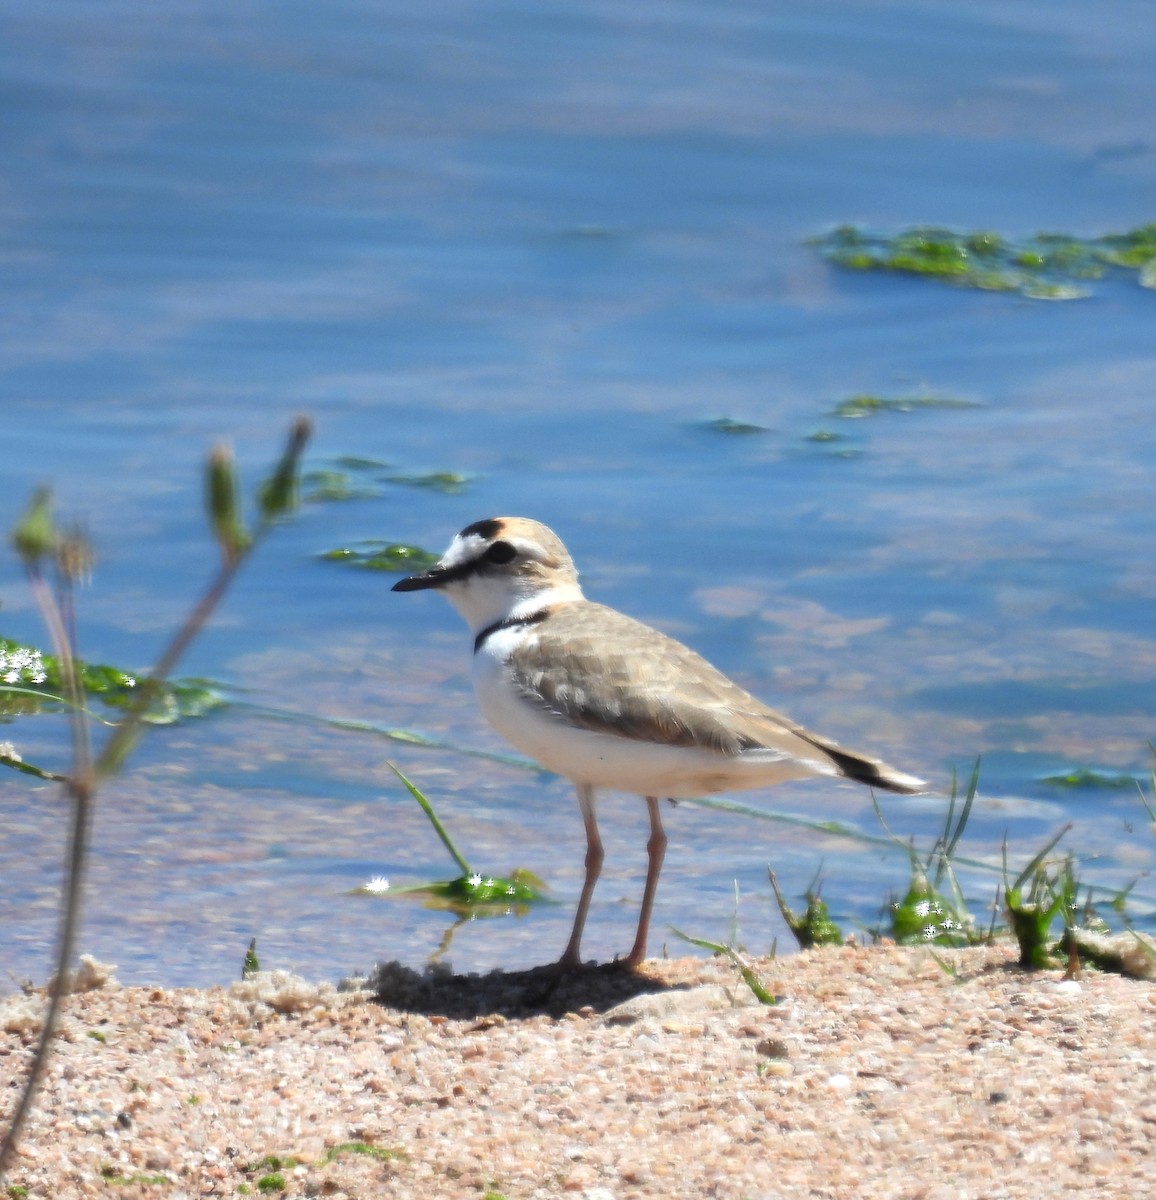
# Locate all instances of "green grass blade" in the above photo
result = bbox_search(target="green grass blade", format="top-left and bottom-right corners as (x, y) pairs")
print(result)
(1011, 823), (1073, 894)
(944, 757), (981, 861)
(236, 702), (549, 772)
(384, 760), (471, 877)
(669, 926), (777, 1005)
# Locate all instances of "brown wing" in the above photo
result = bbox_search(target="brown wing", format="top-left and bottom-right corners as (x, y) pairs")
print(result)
(507, 602), (922, 793)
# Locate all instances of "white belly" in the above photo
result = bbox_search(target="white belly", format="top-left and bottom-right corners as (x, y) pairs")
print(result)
(473, 637), (838, 798)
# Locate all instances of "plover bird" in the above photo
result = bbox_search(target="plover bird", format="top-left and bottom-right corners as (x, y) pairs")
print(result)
(394, 517), (924, 969)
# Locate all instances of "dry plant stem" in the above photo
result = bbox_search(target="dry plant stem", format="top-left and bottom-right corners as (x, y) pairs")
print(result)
(94, 555), (238, 780)
(0, 568), (92, 1181)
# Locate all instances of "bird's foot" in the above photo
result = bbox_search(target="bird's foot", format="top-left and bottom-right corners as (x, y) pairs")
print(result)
(614, 950), (647, 971)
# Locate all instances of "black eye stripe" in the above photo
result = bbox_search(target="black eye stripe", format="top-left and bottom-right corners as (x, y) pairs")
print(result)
(392, 531), (521, 592)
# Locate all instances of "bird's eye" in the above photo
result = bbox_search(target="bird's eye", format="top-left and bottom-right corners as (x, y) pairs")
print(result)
(483, 540), (517, 565)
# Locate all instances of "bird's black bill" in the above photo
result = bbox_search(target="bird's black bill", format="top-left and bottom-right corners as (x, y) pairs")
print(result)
(391, 568), (445, 592)
(392, 557), (480, 591)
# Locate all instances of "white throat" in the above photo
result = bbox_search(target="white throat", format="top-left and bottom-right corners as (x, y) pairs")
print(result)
(442, 576), (584, 636)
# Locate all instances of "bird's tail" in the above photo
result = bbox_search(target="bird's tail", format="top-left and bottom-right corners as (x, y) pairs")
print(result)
(804, 734), (925, 794)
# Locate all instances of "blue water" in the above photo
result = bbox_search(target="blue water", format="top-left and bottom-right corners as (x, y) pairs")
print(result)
(3, 0), (1156, 987)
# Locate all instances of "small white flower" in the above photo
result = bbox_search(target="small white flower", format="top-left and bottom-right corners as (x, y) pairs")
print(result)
(468, 873), (483, 889)
(123, 676), (136, 688)
(914, 900), (931, 918)
(923, 925), (938, 939)
(940, 918), (955, 930)
(362, 876), (390, 894)
(484, 877), (496, 888)
(0, 646), (47, 686)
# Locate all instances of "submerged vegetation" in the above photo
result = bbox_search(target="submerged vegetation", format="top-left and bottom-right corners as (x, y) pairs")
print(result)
(1038, 767), (1139, 790)
(303, 456), (470, 503)
(813, 222), (1156, 298)
(303, 454), (457, 571)
(830, 393), (978, 419)
(318, 540), (438, 573)
(699, 417), (770, 436)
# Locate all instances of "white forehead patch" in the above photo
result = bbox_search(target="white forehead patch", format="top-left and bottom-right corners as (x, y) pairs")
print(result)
(439, 531), (490, 569)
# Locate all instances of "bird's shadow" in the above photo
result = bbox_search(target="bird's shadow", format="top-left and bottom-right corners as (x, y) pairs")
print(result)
(366, 958), (689, 1020)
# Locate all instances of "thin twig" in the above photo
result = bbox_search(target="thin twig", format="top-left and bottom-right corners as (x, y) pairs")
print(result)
(0, 566), (92, 1180)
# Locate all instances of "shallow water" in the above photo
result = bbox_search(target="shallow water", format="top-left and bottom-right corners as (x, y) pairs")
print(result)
(3, 1), (1156, 987)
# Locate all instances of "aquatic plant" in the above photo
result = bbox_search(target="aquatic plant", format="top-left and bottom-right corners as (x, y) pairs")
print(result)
(1039, 767), (1138, 790)
(0, 635), (225, 724)
(830, 393), (978, 419)
(359, 762), (545, 918)
(318, 540), (439, 573)
(812, 222), (1156, 298)
(699, 417), (769, 436)
(386, 469), (470, 494)
(302, 455), (471, 503)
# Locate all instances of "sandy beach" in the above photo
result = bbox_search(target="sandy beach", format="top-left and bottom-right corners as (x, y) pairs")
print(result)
(2, 943), (1154, 1199)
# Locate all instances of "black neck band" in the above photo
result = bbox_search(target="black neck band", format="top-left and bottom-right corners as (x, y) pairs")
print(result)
(474, 609), (549, 654)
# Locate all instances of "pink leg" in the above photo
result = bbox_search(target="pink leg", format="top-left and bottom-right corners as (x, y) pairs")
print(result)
(558, 784), (603, 969)
(622, 796), (666, 969)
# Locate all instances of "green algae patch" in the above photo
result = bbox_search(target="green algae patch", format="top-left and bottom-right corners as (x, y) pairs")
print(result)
(319, 541), (439, 573)
(812, 222), (1156, 298)
(831, 393), (978, 419)
(386, 469), (470, 494)
(700, 417), (770, 436)
(303, 456), (470, 503)
(382, 868), (545, 916)
(301, 469), (382, 503)
(1038, 767), (1139, 789)
(801, 428), (863, 460)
